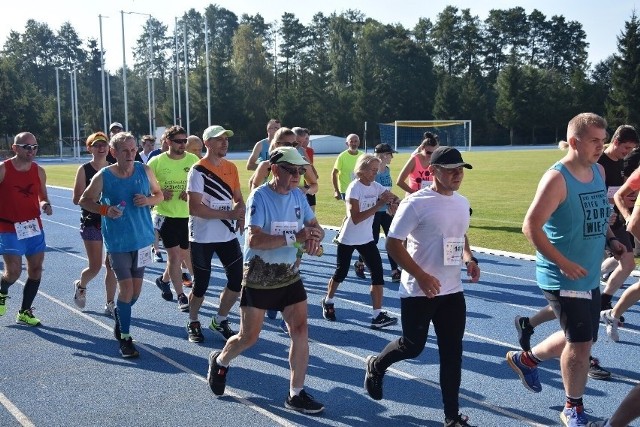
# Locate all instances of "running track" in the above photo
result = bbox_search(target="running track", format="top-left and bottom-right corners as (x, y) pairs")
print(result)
(1, 185), (638, 426)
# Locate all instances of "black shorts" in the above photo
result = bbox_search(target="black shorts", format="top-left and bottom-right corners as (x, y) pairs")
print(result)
(158, 217), (189, 249)
(543, 287), (600, 343)
(240, 279), (306, 311)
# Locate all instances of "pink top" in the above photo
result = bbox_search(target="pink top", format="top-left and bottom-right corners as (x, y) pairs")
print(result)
(408, 154), (433, 192)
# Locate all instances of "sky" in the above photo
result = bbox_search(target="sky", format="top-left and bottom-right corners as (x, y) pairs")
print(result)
(2, 0), (638, 71)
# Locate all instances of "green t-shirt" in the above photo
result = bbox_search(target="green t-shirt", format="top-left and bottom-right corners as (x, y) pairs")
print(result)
(333, 150), (362, 193)
(148, 152), (199, 218)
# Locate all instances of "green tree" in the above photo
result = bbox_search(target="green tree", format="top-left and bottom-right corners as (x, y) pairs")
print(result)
(607, 12), (640, 128)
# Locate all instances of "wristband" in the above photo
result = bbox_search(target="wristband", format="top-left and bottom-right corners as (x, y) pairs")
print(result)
(99, 205), (109, 216)
(465, 256), (479, 266)
(284, 232), (296, 247)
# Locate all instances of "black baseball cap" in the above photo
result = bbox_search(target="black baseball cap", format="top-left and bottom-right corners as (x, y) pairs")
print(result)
(429, 146), (472, 169)
(374, 143), (397, 154)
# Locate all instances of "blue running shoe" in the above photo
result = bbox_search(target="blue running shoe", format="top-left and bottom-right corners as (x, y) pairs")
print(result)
(560, 406), (592, 427)
(506, 351), (541, 393)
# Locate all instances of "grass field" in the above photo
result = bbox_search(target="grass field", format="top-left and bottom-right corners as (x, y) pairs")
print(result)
(42, 148), (565, 256)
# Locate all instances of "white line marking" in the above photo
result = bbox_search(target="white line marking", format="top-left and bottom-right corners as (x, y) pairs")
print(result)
(0, 392), (36, 427)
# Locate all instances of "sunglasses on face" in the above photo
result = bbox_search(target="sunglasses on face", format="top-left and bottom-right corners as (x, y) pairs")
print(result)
(278, 164), (306, 176)
(15, 144), (39, 151)
(170, 138), (188, 144)
(91, 141), (108, 148)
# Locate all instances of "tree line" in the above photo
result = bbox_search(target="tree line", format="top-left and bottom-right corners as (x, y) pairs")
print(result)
(1, 4), (639, 153)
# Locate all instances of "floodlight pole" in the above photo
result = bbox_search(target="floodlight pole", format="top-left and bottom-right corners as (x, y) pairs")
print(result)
(204, 18), (211, 127)
(98, 14), (108, 133)
(120, 10), (128, 130)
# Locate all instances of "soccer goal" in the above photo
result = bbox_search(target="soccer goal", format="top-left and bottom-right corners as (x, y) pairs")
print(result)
(378, 120), (472, 152)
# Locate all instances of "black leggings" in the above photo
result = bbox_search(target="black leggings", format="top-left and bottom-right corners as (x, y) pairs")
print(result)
(333, 241), (384, 284)
(358, 211), (398, 272)
(375, 292), (466, 419)
(190, 239), (243, 298)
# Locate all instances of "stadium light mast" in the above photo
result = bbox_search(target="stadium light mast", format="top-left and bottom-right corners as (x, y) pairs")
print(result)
(120, 10), (128, 130)
(124, 11), (155, 135)
(98, 14), (109, 133)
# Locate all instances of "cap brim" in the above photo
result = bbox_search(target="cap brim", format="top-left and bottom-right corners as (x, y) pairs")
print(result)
(213, 130), (234, 138)
(280, 158), (310, 166)
(436, 162), (472, 169)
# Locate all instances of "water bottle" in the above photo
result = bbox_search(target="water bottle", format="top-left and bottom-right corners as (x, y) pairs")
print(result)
(117, 201), (126, 215)
(294, 242), (323, 257)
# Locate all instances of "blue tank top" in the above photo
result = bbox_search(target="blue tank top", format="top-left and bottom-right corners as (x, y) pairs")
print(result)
(100, 162), (155, 253)
(375, 167), (393, 212)
(536, 162), (608, 291)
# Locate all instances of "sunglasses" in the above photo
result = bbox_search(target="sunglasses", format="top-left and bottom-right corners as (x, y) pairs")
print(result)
(278, 164), (306, 176)
(170, 138), (188, 144)
(15, 144), (39, 151)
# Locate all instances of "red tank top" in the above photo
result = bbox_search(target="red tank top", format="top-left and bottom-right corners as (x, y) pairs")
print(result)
(0, 160), (42, 232)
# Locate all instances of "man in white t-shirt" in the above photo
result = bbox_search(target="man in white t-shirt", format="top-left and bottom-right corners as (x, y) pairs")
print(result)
(185, 125), (245, 343)
(364, 146), (480, 427)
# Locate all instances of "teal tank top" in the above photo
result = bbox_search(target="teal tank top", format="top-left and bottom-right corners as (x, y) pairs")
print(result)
(536, 162), (608, 291)
(101, 162), (155, 253)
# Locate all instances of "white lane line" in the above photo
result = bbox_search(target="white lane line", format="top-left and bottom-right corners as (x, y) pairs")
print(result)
(0, 392), (36, 427)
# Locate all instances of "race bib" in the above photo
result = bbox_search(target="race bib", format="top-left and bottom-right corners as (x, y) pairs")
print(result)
(271, 221), (298, 245)
(137, 246), (153, 268)
(607, 186), (621, 201)
(443, 237), (465, 266)
(210, 200), (232, 211)
(152, 213), (166, 230)
(15, 219), (41, 240)
(420, 178), (432, 189)
(559, 290), (592, 300)
(359, 195), (377, 211)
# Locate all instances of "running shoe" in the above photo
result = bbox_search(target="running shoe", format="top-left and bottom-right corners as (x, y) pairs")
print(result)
(285, 389), (324, 414)
(104, 301), (115, 317)
(514, 315), (534, 351)
(600, 309), (619, 342)
(560, 406), (592, 427)
(321, 297), (336, 321)
(354, 261), (366, 279)
(187, 320), (204, 343)
(587, 357), (611, 380)
(506, 351), (541, 393)
(119, 337), (139, 358)
(177, 293), (189, 312)
(445, 414), (475, 427)
(391, 270), (401, 283)
(364, 355), (384, 400)
(73, 280), (86, 309)
(209, 318), (236, 340)
(182, 272), (193, 287)
(0, 292), (8, 316)
(266, 309), (278, 319)
(155, 276), (173, 301)
(207, 350), (228, 396)
(152, 248), (163, 262)
(16, 308), (41, 326)
(371, 312), (398, 329)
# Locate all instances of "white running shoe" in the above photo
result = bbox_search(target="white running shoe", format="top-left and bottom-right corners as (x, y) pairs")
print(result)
(600, 309), (620, 342)
(73, 280), (86, 309)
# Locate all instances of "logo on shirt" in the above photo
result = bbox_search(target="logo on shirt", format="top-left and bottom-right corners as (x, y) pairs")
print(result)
(295, 207), (301, 219)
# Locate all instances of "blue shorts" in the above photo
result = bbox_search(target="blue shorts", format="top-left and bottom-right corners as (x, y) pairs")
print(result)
(0, 231), (46, 256)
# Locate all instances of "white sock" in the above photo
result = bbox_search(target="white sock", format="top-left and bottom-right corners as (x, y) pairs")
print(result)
(216, 356), (229, 368)
(290, 387), (303, 397)
(216, 314), (227, 323)
(372, 309), (382, 319)
(324, 297), (334, 304)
